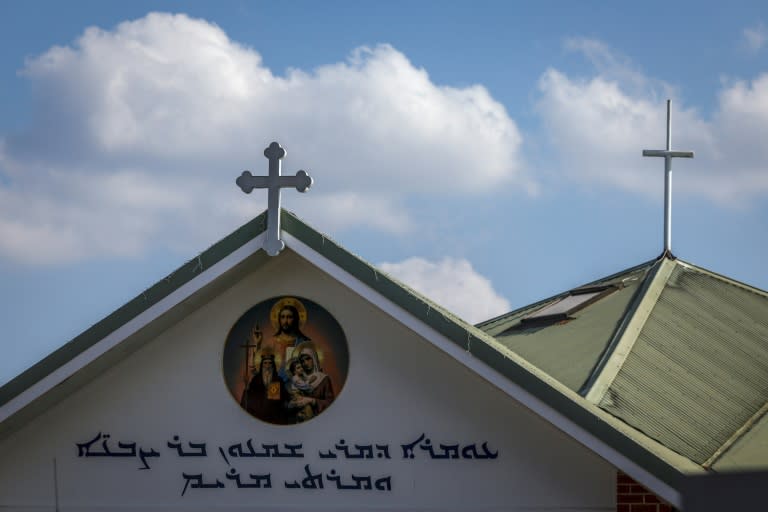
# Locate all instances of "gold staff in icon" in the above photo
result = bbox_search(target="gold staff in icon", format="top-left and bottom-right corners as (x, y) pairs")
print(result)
(239, 322), (263, 389)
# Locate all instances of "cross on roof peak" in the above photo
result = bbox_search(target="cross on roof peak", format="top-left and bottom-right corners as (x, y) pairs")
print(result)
(642, 100), (694, 256)
(236, 142), (313, 256)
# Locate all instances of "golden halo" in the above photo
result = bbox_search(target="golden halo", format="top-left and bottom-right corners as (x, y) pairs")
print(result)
(270, 297), (308, 331)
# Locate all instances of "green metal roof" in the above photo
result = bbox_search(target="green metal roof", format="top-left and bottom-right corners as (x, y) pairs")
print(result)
(482, 252), (768, 476)
(478, 260), (654, 392)
(599, 261), (768, 467)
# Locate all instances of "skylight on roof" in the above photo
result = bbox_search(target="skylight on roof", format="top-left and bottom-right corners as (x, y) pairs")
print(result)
(525, 291), (603, 320)
(520, 285), (619, 326)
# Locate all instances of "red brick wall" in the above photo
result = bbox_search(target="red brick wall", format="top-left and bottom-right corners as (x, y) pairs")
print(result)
(617, 471), (676, 512)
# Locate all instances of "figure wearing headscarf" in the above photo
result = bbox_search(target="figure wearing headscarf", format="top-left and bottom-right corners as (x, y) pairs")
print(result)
(286, 342), (335, 420)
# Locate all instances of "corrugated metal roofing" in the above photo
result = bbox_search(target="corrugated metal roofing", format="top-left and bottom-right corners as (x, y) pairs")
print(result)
(478, 261), (654, 392)
(599, 262), (768, 465)
(713, 406), (768, 471)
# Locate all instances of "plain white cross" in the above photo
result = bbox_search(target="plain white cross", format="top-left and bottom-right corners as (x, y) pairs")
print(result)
(642, 100), (694, 255)
(236, 142), (313, 256)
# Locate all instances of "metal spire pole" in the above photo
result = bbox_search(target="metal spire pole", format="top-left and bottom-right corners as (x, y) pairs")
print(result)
(643, 100), (694, 256)
(664, 100), (672, 254)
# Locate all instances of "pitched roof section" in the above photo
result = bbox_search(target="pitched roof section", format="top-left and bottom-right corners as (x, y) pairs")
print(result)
(482, 254), (768, 475)
(598, 261), (768, 467)
(477, 259), (656, 392)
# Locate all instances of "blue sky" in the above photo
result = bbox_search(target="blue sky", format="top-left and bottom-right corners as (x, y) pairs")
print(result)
(1, 1), (767, 383)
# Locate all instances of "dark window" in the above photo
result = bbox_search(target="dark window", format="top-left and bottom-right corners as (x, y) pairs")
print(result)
(519, 285), (619, 327)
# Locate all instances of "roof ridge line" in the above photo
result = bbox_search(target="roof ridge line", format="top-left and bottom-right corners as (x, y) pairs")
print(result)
(280, 210), (475, 332)
(582, 257), (676, 403)
(703, 400), (768, 469)
(676, 258), (768, 298)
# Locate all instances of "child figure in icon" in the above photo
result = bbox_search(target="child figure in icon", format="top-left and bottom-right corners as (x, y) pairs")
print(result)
(286, 357), (316, 422)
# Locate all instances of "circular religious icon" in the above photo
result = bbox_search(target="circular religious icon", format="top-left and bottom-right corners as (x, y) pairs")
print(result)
(222, 296), (349, 425)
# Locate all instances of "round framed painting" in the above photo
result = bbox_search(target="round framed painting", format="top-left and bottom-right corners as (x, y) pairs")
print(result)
(223, 296), (349, 425)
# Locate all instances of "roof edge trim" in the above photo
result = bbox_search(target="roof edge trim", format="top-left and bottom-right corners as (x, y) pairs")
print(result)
(676, 259), (768, 298)
(0, 212), (269, 410)
(584, 257), (675, 403)
(0, 232), (268, 425)
(704, 401), (768, 469)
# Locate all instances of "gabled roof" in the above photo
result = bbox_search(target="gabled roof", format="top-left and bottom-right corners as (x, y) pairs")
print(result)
(479, 253), (768, 478)
(0, 209), (724, 509)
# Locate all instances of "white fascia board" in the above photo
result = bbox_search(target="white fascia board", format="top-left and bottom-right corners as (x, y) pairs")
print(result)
(283, 232), (682, 509)
(0, 234), (267, 425)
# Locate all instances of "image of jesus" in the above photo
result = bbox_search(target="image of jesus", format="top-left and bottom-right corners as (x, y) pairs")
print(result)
(264, 304), (311, 376)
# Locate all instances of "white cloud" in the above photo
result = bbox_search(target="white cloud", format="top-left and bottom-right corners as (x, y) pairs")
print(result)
(563, 38), (668, 97)
(537, 39), (768, 206)
(378, 257), (511, 324)
(0, 13), (529, 264)
(743, 22), (767, 52)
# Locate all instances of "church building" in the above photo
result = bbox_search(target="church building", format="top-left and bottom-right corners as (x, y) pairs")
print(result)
(0, 139), (766, 511)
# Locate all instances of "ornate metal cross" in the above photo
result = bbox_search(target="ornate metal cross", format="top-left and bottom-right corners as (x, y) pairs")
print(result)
(236, 142), (313, 256)
(642, 100), (694, 255)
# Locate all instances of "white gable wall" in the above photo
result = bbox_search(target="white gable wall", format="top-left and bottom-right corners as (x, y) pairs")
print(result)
(0, 250), (615, 511)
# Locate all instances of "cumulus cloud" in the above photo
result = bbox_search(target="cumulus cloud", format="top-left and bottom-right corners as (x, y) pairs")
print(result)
(378, 257), (511, 324)
(0, 12), (528, 264)
(743, 22), (767, 52)
(537, 38), (768, 205)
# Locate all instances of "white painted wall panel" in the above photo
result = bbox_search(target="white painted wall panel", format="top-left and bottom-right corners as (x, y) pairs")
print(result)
(0, 250), (614, 511)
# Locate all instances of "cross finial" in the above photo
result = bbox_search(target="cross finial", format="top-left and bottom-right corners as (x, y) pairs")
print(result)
(236, 142), (313, 256)
(642, 100), (694, 256)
